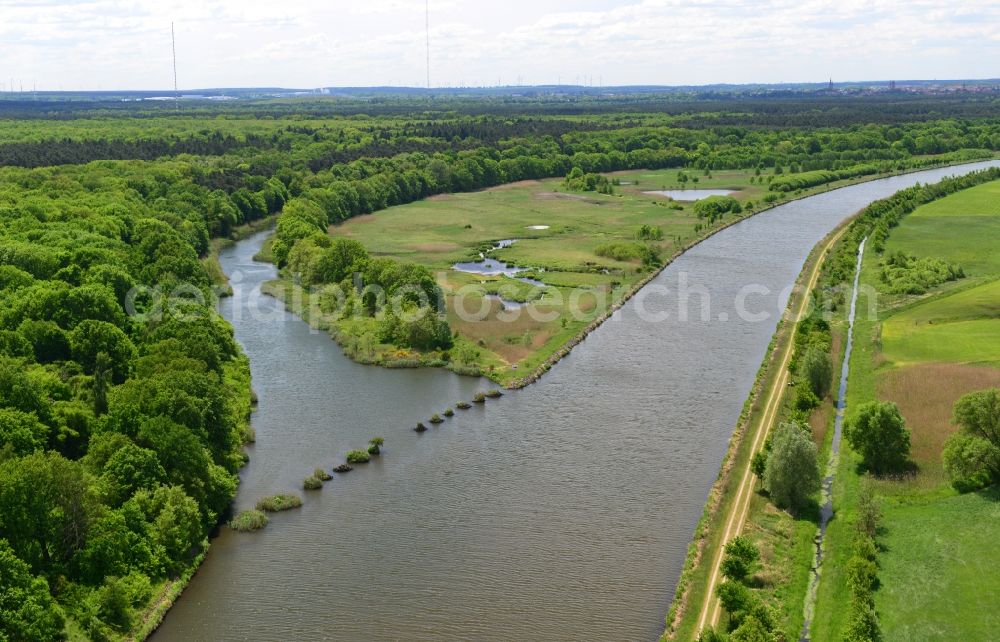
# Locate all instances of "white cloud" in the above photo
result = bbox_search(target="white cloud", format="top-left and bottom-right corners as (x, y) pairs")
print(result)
(0, 0), (996, 90)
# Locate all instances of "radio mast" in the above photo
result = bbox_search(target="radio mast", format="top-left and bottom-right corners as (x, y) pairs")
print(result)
(171, 22), (179, 109)
(425, 1), (431, 90)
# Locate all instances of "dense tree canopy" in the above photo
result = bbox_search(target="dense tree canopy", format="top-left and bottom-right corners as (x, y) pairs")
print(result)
(0, 91), (997, 640)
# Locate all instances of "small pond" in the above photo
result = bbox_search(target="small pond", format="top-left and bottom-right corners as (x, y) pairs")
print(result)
(453, 258), (528, 278)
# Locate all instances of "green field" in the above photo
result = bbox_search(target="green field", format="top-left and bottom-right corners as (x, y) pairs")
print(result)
(813, 179), (1000, 641)
(877, 488), (1000, 642)
(886, 181), (1000, 276)
(328, 169), (764, 384)
(882, 279), (1000, 366)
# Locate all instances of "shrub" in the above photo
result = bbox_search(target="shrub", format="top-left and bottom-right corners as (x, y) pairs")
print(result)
(855, 480), (882, 539)
(456, 401), (472, 409)
(721, 536), (760, 583)
(693, 195), (742, 221)
(845, 401), (911, 475)
(486, 389), (503, 398)
(429, 413), (443, 424)
(256, 494), (303, 512)
(230, 509), (268, 531)
(443, 408), (454, 417)
(636, 224), (664, 241)
(846, 555), (878, 598)
(715, 581), (756, 626)
(794, 385), (820, 412)
(314, 468), (332, 481)
(303, 475), (322, 490)
(942, 433), (999, 492)
(346, 449), (371, 464)
(764, 422), (820, 511)
(800, 345), (833, 398)
(942, 389), (1000, 491)
(414, 422), (428, 432)
(473, 392), (486, 403)
(729, 615), (771, 642)
(368, 437), (384, 455)
(879, 251), (964, 295)
(594, 241), (661, 266)
(843, 603), (882, 642)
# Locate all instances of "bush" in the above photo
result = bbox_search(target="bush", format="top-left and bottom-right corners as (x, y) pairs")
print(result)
(795, 385), (820, 412)
(368, 437), (384, 455)
(764, 422), (820, 511)
(314, 468), (333, 481)
(486, 389), (503, 398)
(443, 408), (454, 417)
(636, 224), (664, 241)
(716, 581), (757, 627)
(256, 494), (303, 512)
(456, 401), (472, 409)
(563, 167), (614, 194)
(845, 401), (911, 475)
(414, 422), (428, 432)
(721, 536), (760, 583)
(943, 389), (1000, 491)
(730, 615), (771, 642)
(429, 413), (443, 424)
(302, 475), (322, 490)
(800, 345), (833, 398)
(230, 509), (268, 531)
(594, 241), (661, 267)
(473, 392), (486, 403)
(846, 554), (878, 598)
(346, 449), (371, 464)
(879, 251), (964, 295)
(942, 433), (999, 492)
(693, 195), (742, 221)
(844, 603), (882, 642)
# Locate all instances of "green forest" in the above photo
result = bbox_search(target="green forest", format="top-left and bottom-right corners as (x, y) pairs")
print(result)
(0, 92), (998, 640)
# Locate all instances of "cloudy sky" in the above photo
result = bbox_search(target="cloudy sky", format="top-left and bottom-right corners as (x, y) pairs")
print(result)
(2, 0), (998, 91)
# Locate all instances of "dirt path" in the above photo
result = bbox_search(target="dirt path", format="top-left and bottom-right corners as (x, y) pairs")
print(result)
(695, 224), (849, 633)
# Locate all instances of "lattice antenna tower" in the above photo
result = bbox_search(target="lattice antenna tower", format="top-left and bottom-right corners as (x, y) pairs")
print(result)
(172, 22), (179, 110)
(425, 1), (431, 90)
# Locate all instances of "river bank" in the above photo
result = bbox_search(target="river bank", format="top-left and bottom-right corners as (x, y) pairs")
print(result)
(151, 161), (997, 641)
(667, 162), (1000, 641)
(264, 158), (994, 391)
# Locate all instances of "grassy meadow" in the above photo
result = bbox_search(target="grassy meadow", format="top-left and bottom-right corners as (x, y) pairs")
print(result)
(812, 179), (1000, 641)
(326, 168), (766, 384)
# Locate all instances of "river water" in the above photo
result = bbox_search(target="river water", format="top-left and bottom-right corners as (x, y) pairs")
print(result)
(153, 161), (999, 642)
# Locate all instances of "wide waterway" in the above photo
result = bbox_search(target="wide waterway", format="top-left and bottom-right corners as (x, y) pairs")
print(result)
(153, 161), (999, 641)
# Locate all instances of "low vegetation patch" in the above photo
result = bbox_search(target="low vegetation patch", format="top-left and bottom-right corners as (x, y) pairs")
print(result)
(346, 449), (371, 464)
(303, 475), (323, 490)
(878, 251), (964, 295)
(255, 494), (303, 512)
(230, 509), (269, 532)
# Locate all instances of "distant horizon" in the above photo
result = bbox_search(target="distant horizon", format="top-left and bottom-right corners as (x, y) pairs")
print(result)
(3, 0), (998, 92)
(2, 77), (999, 96)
